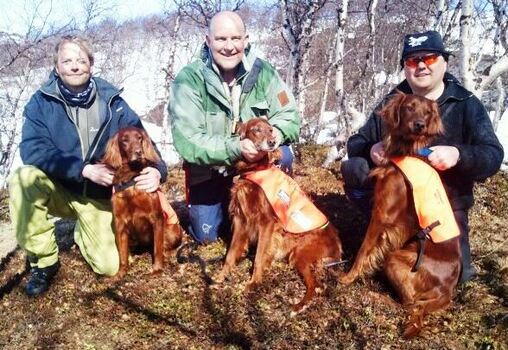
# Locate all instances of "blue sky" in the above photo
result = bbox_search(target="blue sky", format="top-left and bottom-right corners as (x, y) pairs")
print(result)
(0, 0), (168, 34)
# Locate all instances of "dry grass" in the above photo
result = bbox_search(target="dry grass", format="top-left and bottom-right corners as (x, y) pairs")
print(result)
(0, 145), (506, 349)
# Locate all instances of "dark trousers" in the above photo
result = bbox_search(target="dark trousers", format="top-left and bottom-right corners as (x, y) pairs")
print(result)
(341, 156), (475, 282)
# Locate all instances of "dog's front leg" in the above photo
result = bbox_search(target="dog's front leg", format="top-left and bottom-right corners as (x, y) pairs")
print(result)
(339, 223), (387, 285)
(245, 223), (275, 292)
(114, 228), (129, 280)
(151, 218), (165, 274)
(215, 216), (249, 283)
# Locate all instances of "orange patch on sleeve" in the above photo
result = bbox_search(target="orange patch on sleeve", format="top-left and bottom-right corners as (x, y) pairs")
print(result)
(277, 91), (289, 107)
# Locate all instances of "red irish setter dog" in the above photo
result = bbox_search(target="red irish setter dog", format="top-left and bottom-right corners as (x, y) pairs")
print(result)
(102, 127), (182, 279)
(339, 92), (461, 337)
(215, 118), (343, 314)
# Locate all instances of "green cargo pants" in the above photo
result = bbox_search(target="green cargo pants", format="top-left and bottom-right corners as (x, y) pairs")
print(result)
(8, 166), (119, 276)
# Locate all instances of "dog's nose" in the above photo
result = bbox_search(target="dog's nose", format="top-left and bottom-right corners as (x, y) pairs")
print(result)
(268, 139), (276, 148)
(414, 121), (425, 133)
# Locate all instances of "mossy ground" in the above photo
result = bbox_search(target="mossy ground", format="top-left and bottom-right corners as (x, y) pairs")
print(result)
(1, 145), (506, 349)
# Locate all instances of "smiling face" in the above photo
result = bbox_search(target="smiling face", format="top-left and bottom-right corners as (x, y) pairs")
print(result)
(55, 42), (93, 93)
(206, 11), (248, 83)
(403, 51), (447, 100)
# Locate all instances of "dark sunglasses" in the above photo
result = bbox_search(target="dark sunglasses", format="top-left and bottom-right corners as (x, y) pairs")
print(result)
(404, 53), (440, 68)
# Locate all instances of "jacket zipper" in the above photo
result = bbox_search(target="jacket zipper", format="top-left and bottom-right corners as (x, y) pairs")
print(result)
(41, 88), (122, 196)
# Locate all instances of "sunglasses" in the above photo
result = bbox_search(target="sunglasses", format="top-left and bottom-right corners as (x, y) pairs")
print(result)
(404, 53), (440, 68)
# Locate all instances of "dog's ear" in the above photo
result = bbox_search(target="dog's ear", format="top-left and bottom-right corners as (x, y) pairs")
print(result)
(102, 132), (123, 168)
(378, 90), (406, 128)
(140, 129), (161, 164)
(427, 100), (444, 136)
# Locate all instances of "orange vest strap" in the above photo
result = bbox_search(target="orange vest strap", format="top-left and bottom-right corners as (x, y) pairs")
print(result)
(243, 167), (328, 233)
(391, 156), (460, 243)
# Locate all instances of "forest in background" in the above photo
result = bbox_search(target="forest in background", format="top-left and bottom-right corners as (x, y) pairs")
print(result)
(1, 0), (507, 188)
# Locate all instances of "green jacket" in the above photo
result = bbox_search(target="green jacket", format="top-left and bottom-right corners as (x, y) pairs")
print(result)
(169, 44), (300, 184)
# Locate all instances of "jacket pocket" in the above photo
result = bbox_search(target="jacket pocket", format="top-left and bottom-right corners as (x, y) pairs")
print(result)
(250, 101), (270, 118)
(205, 110), (228, 135)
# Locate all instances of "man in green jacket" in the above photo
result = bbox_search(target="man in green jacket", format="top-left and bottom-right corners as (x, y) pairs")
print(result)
(169, 11), (300, 244)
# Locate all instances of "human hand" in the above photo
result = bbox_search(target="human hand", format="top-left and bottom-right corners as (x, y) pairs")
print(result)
(370, 141), (386, 166)
(240, 139), (266, 162)
(134, 167), (162, 193)
(428, 146), (460, 171)
(82, 164), (114, 186)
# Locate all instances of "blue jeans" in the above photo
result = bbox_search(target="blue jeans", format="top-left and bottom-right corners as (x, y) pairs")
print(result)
(186, 145), (294, 244)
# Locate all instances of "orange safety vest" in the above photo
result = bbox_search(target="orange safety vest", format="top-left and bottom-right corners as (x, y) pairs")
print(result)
(391, 156), (459, 243)
(242, 167), (328, 233)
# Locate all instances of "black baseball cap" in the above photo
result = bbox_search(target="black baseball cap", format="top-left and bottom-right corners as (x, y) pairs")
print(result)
(400, 30), (452, 66)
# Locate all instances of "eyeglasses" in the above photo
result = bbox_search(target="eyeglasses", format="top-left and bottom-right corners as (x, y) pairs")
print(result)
(404, 53), (440, 68)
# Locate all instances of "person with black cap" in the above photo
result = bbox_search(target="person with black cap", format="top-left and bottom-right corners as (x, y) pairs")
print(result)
(340, 30), (504, 283)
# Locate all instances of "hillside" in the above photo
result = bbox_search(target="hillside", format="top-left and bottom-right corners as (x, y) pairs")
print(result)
(0, 145), (507, 349)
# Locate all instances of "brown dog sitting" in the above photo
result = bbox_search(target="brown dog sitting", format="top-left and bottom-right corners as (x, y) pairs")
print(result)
(215, 118), (343, 314)
(102, 126), (183, 279)
(339, 92), (461, 338)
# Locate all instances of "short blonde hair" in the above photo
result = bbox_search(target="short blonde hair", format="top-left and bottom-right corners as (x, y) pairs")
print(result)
(54, 35), (94, 66)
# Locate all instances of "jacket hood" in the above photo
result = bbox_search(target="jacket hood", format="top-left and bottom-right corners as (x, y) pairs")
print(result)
(40, 69), (122, 101)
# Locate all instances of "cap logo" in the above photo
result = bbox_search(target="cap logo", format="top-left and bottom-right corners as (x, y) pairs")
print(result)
(408, 36), (428, 47)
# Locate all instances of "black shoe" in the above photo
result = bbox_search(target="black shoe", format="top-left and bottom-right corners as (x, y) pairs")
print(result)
(25, 261), (60, 297)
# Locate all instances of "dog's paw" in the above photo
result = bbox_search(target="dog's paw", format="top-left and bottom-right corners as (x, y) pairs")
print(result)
(403, 322), (422, 339)
(290, 302), (309, 317)
(338, 272), (356, 285)
(244, 281), (259, 294)
(150, 268), (163, 276)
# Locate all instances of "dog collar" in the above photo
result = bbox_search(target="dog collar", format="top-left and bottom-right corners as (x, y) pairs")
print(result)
(113, 178), (136, 193)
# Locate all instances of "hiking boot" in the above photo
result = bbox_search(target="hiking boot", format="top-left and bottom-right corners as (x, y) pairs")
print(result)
(25, 261), (60, 297)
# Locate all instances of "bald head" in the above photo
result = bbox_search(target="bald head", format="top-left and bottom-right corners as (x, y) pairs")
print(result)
(208, 11), (246, 36)
(205, 11), (249, 83)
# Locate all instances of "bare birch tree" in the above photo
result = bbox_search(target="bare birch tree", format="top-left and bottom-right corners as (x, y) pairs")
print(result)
(279, 0), (327, 119)
(458, 0), (508, 130)
(0, 0), (74, 188)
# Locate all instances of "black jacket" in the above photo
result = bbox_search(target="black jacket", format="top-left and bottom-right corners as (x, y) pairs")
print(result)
(347, 72), (504, 210)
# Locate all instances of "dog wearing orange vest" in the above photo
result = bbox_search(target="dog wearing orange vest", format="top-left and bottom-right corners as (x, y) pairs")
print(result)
(215, 118), (343, 314)
(339, 91), (461, 338)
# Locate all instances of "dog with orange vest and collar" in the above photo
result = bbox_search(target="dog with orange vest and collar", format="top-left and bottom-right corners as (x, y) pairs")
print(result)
(215, 117), (343, 314)
(339, 92), (462, 338)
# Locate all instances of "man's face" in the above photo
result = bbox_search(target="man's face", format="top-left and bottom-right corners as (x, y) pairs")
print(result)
(55, 42), (92, 92)
(206, 16), (248, 78)
(403, 51), (447, 95)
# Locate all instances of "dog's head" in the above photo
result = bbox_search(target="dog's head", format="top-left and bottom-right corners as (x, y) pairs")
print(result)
(238, 117), (278, 152)
(378, 91), (443, 157)
(235, 117), (281, 171)
(102, 127), (160, 170)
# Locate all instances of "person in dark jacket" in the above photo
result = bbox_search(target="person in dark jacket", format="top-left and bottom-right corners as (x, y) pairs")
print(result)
(341, 30), (504, 283)
(8, 35), (168, 297)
